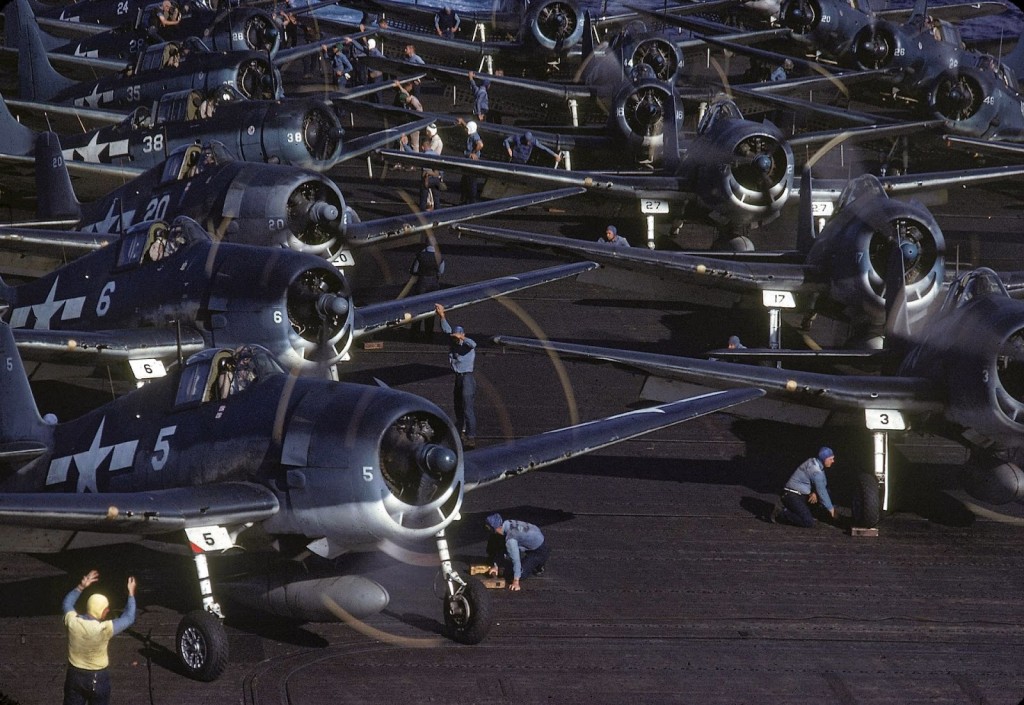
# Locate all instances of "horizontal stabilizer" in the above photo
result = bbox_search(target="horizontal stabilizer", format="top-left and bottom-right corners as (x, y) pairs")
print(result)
(463, 388), (763, 490)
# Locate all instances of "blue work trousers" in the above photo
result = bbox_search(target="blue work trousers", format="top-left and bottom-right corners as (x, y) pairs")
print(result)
(454, 371), (477, 438)
(64, 666), (111, 705)
(780, 491), (815, 528)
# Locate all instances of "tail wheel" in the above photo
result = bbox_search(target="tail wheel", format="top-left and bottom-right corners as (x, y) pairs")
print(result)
(176, 610), (230, 682)
(851, 473), (881, 528)
(444, 577), (492, 645)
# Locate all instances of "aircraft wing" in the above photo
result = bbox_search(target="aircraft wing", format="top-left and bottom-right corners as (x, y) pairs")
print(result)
(345, 187), (587, 246)
(462, 388), (764, 490)
(0, 482), (279, 533)
(338, 115), (436, 163)
(3, 97), (126, 131)
(492, 336), (946, 415)
(377, 150), (682, 197)
(0, 227), (115, 258)
(12, 327), (207, 364)
(352, 261), (598, 338)
(455, 224), (823, 295)
(0, 153), (141, 201)
(875, 1), (1010, 23)
(811, 163), (1024, 202)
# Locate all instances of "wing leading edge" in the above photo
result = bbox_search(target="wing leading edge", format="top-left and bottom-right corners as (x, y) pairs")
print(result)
(463, 388), (765, 490)
(492, 336), (946, 415)
(0, 481), (280, 533)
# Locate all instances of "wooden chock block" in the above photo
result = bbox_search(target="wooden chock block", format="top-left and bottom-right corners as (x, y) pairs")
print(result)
(850, 527), (879, 538)
(480, 578), (506, 589)
(469, 565), (491, 575)
(363, 341), (384, 350)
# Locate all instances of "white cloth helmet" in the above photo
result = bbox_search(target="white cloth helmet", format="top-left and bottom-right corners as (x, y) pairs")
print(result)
(465, 120), (477, 134)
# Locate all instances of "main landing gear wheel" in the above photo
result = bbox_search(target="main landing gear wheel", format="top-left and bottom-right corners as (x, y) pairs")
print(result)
(443, 577), (492, 644)
(851, 472), (881, 529)
(176, 609), (230, 682)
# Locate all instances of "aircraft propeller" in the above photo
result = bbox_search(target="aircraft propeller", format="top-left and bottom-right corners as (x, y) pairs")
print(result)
(930, 71), (983, 122)
(529, 0), (583, 50)
(245, 13), (279, 53)
(780, 0), (821, 33)
(731, 135), (785, 205)
(852, 23), (895, 69)
(238, 58), (277, 100)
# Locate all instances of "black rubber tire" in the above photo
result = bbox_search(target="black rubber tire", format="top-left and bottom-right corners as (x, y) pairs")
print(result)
(851, 472), (881, 528)
(176, 609), (230, 682)
(443, 577), (493, 645)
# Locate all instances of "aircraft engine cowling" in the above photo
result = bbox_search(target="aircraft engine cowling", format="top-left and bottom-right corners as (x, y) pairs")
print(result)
(851, 21), (901, 70)
(265, 386), (464, 549)
(260, 101), (345, 170)
(627, 38), (682, 82)
(235, 57), (277, 100)
(285, 265), (354, 368)
(810, 196), (944, 338)
(609, 78), (673, 154)
(936, 317), (1024, 450)
(780, 0), (823, 34)
(928, 68), (992, 133)
(698, 129), (793, 228)
(282, 179), (346, 258)
(242, 12), (281, 54)
(527, 0), (584, 52)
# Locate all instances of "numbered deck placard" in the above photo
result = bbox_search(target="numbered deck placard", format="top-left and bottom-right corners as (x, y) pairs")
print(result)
(865, 409), (906, 431)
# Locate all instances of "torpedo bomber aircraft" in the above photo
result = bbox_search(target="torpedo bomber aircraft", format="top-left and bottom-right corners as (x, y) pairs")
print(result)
(0, 317), (761, 680)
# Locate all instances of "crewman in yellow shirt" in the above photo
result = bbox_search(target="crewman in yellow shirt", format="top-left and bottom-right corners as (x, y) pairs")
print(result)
(62, 570), (137, 705)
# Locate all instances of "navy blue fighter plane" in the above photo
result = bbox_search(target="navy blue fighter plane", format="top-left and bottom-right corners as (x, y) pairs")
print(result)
(0, 131), (584, 274)
(0, 317), (761, 680)
(0, 216), (598, 376)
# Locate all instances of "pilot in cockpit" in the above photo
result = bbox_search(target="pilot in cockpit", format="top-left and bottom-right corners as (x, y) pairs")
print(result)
(215, 346), (259, 399)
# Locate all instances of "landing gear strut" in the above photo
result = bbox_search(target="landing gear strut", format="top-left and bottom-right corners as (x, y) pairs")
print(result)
(436, 527), (492, 644)
(176, 529), (231, 681)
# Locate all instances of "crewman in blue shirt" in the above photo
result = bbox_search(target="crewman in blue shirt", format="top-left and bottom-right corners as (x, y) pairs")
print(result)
(486, 513), (551, 591)
(771, 447), (836, 527)
(503, 131), (561, 166)
(436, 303), (477, 447)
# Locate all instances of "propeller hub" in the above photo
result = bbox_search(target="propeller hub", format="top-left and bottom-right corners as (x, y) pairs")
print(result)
(308, 201), (340, 224)
(317, 293), (350, 318)
(754, 154), (773, 174)
(418, 444), (458, 480)
(900, 240), (920, 268)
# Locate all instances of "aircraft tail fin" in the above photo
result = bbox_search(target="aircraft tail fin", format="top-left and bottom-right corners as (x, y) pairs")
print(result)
(0, 322), (48, 449)
(34, 132), (82, 222)
(1000, 31), (1024, 79)
(795, 167), (815, 254)
(16, 0), (77, 103)
(0, 93), (38, 157)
